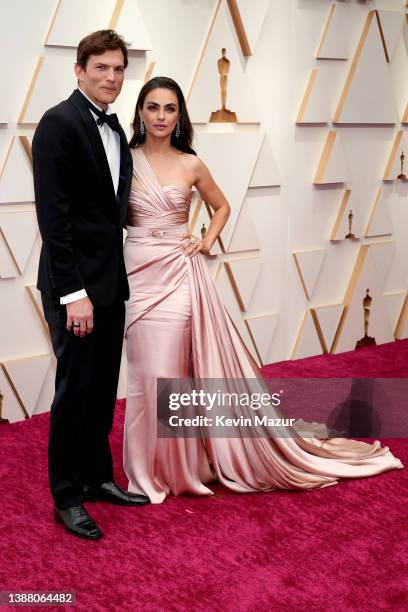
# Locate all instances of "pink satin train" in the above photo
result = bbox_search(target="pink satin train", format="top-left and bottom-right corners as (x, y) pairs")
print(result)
(123, 147), (403, 504)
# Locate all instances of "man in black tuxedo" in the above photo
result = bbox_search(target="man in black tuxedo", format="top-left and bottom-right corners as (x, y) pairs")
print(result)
(33, 30), (149, 540)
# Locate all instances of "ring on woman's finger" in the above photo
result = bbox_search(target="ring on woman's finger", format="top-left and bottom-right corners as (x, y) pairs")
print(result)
(189, 236), (197, 245)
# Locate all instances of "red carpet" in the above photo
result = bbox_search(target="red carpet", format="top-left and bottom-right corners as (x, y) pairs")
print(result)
(1, 341), (407, 611)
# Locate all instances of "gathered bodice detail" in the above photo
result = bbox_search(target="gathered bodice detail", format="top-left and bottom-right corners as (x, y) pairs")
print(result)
(127, 148), (192, 228)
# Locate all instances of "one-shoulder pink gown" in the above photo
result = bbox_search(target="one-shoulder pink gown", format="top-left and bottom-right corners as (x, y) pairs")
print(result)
(123, 147), (403, 504)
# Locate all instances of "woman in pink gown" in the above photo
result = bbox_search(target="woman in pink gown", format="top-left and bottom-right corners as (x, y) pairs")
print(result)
(123, 77), (403, 504)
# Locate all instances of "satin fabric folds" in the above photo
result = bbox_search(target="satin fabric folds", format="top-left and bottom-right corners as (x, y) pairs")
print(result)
(123, 148), (403, 504)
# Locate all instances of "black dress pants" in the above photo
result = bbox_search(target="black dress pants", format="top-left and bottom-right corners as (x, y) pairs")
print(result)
(41, 294), (125, 509)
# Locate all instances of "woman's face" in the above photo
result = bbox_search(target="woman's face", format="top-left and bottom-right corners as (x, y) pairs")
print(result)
(139, 87), (180, 139)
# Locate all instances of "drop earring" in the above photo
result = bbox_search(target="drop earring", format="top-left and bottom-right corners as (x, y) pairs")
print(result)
(175, 120), (180, 138)
(140, 117), (145, 135)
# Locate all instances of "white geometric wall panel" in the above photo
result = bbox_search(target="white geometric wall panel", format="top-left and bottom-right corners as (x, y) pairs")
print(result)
(25, 285), (50, 339)
(46, 0), (118, 47)
(194, 131), (264, 250)
(296, 69), (331, 124)
(333, 11), (398, 124)
(311, 304), (344, 354)
(249, 135), (280, 187)
(395, 294), (408, 340)
(0, 138), (34, 203)
(1, 354), (51, 417)
(313, 131), (351, 184)
(292, 250), (325, 301)
(330, 190), (364, 241)
(111, 0), (152, 51)
(390, 24), (408, 122)
(138, 0), (218, 96)
(0, 211), (38, 275)
(382, 130), (408, 180)
(384, 291), (406, 335)
(364, 189), (393, 238)
(0, 235), (19, 279)
(46, 0), (151, 51)
(333, 248), (394, 354)
(18, 56), (77, 124)
(291, 310), (323, 360)
(244, 312), (278, 366)
(370, 241), (396, 287)
(376, 10), (404, 62)
(228, 200), (261, 253)
(231, 0), (270, 56)
(316, 3), (356, 60)
(188, 3), (260, 123)
(224, 258), (262, 311)
(33, 365), (56, 416)
(0, 98), (7, 124)
(0, 367), (27, 423)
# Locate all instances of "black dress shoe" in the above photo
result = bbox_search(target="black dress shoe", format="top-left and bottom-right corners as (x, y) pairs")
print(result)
(83, 481), (150, 506)
(54, 504), (102, 540)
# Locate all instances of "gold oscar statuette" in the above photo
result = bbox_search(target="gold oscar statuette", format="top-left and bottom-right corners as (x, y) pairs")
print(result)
(355, 289), (376, 349)
(0, 390), (9, 424)
(201, 223), (207, 240)
(345, 209), (356, 239)
(209, 48), (238, 123)
(397, 151), (407, 181)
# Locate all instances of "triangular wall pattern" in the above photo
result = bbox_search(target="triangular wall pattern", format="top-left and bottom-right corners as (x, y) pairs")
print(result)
(370, 241), (396, 287)
(224, 258), (262, 311)
(0, 367), (27, 423)
(0, 137), (34, 203)
(384, 291), (406, 336)
(194, 132), (264, 250)
(0, 211), (38, 274)
(313, 131), (350, 184)
(2, 354), (51, 417)
(376, 9), (404, 62)
(330, 189), (364, 241)
(316, 3), (351, 60)
(188, 3), (261, 123)
(291, 310), (324, 360)
(331, 246), (394, 353)
(18, 56), (76, 125)
(383, 130), (408, 180)
(292, 250), (325, 301)
(364, 189), (393, 237)
(227, 0), (270, 56)
(46, 0), (151, 50)
(249, 135), (280, 187)
(296, 69), (331, 124)
(228, 200), (261, 253)
(333, 11), (398, 123)
(311, 304), (344, 354)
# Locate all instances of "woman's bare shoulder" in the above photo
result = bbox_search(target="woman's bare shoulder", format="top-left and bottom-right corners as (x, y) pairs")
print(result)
(178, 152), (205, 173)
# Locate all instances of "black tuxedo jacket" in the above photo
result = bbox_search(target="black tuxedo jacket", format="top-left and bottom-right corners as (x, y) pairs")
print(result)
(32, 89), (132, 307)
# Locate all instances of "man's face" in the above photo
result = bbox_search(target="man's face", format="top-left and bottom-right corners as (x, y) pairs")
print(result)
(74, 49), (125, 109)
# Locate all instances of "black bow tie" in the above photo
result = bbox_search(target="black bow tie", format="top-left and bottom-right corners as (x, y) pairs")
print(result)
(87, 101), (121, 133)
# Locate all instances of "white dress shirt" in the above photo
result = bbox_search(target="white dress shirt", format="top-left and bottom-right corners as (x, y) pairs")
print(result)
(60, 88), (121, 305)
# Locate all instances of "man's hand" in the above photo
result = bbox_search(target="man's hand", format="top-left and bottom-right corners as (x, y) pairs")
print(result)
(66, 297), (94, 337)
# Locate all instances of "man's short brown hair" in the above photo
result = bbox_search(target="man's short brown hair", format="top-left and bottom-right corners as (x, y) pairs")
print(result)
(77, 30), (129, 69)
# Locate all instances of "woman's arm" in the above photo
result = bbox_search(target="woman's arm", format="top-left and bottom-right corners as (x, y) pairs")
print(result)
(185, 156), (230, 257)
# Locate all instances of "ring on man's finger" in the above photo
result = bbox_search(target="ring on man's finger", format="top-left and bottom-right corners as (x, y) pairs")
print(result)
(72, 323), (80, 328)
